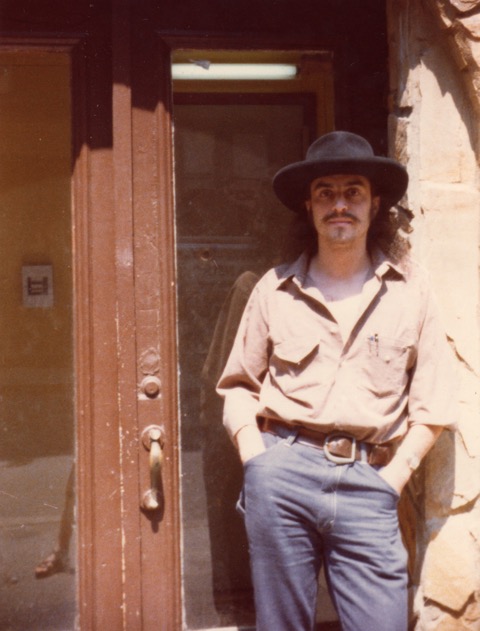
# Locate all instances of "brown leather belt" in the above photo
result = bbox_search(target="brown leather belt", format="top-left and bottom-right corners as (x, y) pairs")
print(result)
(259, 418), (397, 466)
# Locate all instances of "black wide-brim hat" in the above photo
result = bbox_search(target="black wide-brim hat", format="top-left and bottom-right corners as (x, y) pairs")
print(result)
(272, 131), (408, 212)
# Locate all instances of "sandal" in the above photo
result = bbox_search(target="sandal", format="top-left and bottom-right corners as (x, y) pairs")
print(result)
(34, 550), (66, 579)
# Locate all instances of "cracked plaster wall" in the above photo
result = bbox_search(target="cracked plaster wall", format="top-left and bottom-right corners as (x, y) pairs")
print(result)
(387, 1), (480, 628)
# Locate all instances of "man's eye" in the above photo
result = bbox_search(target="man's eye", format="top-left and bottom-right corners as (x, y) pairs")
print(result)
(346, 188), (360, 198)
(317, 189), (332, 199)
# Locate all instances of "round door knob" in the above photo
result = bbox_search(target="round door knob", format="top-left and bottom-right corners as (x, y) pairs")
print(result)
(140, 376), (161, 398)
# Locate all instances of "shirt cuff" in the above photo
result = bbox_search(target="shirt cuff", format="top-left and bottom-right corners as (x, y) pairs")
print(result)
(222, 389), (260, 441)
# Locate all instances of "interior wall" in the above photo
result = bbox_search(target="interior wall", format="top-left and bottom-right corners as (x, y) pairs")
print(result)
(0, 54), (73, 459)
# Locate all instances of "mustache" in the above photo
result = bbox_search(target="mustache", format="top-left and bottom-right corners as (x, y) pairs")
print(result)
(323, 211), (359, 223)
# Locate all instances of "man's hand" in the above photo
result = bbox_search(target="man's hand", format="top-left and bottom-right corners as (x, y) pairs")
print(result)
(235, 424), (266, 464)
(378, 458), (413, 495)
(378, 423), (444, 495)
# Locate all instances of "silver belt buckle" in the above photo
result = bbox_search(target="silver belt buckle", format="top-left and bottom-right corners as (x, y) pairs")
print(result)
(323, 433), (356, 464)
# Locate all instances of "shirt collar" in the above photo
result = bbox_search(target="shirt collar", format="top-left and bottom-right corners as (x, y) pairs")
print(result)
(274, 251), (310, 290)
(274, 249), (406, 290)
(370, 249), (406, 280)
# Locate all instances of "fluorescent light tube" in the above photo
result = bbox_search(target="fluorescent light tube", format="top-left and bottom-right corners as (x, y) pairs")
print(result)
(172, 62), (298, 81)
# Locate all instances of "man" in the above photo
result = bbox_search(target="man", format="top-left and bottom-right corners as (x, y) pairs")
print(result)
(217, 131), (456, 631)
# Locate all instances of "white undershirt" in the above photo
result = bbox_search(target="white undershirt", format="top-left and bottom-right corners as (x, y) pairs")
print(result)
(307, 264), (373, 342)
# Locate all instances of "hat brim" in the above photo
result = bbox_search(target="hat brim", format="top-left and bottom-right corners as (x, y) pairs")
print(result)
(273, 157), (408, 212)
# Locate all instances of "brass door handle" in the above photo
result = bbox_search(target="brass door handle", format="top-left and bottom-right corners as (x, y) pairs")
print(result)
(141, 425), (165, 511)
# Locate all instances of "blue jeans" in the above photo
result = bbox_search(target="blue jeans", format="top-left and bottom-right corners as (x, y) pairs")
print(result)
(238, 430), (408, 631)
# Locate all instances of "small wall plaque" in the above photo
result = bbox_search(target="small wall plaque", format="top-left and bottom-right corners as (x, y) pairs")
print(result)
(22, 265), (54, 308)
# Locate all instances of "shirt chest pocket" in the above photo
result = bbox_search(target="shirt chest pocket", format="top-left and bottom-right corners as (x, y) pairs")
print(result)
(360, 334), (415, 397)
(270, 337), (321, 396)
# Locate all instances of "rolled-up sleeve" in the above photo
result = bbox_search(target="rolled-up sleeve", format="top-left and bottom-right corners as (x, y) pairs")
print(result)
(216, 283), (270, 440)
(407, 282), (458, 431)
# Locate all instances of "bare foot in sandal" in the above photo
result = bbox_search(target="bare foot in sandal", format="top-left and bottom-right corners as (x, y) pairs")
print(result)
(34, 549), (66, 579)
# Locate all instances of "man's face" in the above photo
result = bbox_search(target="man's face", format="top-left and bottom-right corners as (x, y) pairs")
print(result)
(305, 174), (379, 249)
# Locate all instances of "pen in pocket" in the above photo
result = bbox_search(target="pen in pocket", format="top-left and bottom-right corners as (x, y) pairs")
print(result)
(368, 333), (379, 356)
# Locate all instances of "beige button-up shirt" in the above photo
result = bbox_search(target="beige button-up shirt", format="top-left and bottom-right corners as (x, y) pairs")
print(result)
(217, 251), (457, 444)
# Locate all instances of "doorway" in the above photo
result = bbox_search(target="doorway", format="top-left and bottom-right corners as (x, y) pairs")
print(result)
(172, 49), (338, 630)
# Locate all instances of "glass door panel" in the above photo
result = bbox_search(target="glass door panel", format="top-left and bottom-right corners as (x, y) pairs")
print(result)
(0, 53), (75, 629)
(174, 94), (312, 630)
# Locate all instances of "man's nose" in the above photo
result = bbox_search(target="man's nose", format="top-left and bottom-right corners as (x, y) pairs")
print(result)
(332, 195), (348, 212)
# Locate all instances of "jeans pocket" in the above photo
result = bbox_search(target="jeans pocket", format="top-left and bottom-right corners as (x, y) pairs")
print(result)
(368, 464), (400, 499)
(243, 431), (284, 468)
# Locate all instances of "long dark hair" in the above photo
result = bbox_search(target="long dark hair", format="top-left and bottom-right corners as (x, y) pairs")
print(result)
(367, 202), (412, 262)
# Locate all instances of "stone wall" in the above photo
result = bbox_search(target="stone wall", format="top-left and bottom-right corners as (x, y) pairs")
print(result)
(387, 1), (480, 628)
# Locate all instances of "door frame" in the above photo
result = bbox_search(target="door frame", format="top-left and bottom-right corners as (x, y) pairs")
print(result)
(72, 22), (129, 629)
